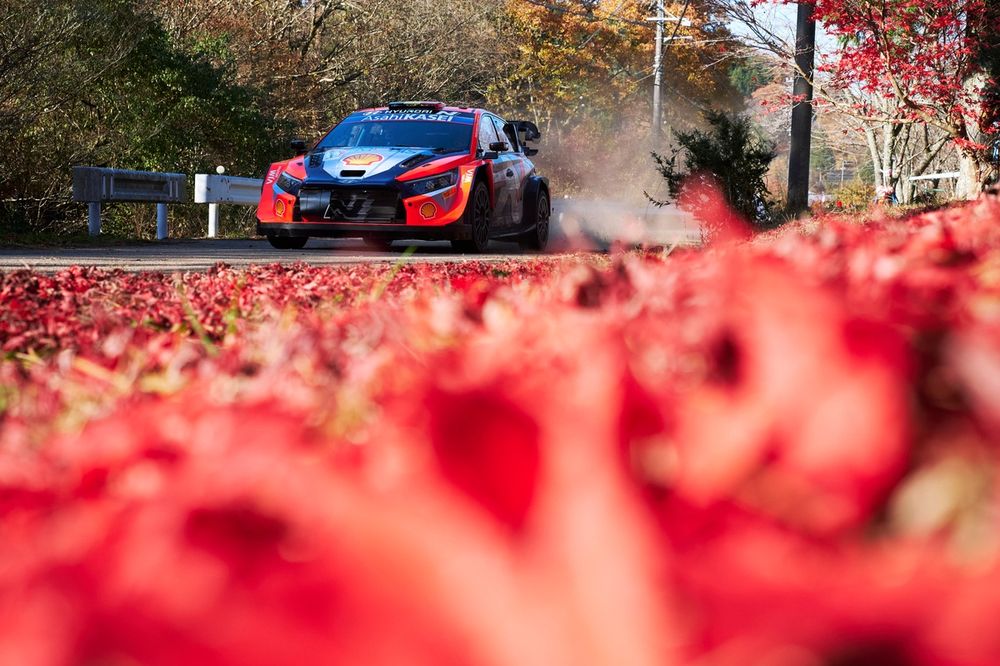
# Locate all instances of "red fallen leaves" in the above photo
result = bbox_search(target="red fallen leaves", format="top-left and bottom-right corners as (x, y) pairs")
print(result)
(427, 384), (541, 531)
(662, 259), (911, 534)
(0, 261), (558, 358)
(2, 196), (1000, 664)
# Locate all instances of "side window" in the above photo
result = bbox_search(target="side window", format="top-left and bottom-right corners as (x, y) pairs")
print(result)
(477, 115), (501, 151)
(492, 116), (519, 153)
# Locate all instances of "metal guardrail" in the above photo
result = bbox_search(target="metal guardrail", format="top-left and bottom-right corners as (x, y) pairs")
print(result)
(72, 167), (186, 239)
(194, 173), (264, 238)
(908, 172), (960, 182)
(72, 167), (701, 247)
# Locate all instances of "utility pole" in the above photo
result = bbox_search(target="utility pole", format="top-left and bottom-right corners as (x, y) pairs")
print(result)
(648, 2), (691, 149)
(786, 1), (816, 215)
(652, 0), (665, 148)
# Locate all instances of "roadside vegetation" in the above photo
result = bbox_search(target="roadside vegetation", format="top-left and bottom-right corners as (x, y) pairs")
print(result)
(2, 0), (996, 240)
(0, 0), (746, 239)
(648, 111), (779, 233)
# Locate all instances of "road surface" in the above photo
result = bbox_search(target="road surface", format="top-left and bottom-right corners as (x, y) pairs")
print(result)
(0, 239), (553, 273)
(0, 199), (701, 273)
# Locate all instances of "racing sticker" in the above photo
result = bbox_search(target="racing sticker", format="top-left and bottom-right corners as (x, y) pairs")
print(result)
(348, 110), (475, 125)
(343, 153), (384, 167)
(324, 193), (373, 220)
(321, 147), (426, 180)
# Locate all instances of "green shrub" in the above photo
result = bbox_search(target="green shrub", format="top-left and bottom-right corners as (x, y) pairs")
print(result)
(647, 111), (779, 230)
(0, 0), (281, 236)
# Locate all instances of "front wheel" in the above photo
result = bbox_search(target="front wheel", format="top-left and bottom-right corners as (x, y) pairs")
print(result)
(267, 235), (308, 250)
(451, 180), (492, 253)
(519, 190), (550, 251)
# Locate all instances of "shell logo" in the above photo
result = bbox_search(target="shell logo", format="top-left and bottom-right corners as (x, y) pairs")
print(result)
(343, 153), (384, 167)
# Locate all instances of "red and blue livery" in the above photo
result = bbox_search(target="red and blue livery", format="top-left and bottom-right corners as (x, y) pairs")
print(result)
(256, 101), (550, 252)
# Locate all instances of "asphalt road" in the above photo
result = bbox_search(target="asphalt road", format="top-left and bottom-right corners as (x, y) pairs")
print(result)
(0, 239), (552, 273)
(0, 199), (701, 273)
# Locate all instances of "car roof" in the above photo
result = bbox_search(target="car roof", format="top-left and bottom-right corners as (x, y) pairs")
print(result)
(355, 102), (492, 116)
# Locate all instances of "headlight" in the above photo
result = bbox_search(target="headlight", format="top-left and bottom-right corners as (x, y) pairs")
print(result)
(405, 169), (458, 196)
(276, 171), (302, 195)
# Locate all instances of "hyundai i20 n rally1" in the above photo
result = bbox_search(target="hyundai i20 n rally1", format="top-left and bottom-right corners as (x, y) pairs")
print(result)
(256, 101), (551, 252)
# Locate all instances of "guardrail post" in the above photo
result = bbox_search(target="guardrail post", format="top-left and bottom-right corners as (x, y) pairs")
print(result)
(88, 202), (102, 236)
(194, 172), (264, 237)
(208, 203), (220, 238)
(156, 203), (168, 240)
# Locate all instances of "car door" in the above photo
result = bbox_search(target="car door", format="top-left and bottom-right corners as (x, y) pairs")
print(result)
(489, 115), (521, 227)
(477, 114), (509, 227)
(493, 117), (531, 227)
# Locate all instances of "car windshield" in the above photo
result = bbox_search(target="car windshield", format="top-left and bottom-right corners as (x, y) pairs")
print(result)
(316, 116), (474, 154)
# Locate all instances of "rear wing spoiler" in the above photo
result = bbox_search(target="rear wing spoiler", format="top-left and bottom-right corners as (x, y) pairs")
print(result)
(511, 120), (540, 141)
(510, 120), (541, 156)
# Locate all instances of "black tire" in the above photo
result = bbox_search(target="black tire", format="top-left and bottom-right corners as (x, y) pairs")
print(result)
(362, 236), (394, 251)
(451, 180), (492, 253)
(267, 235), (308, 250)
(519, 189), (551, 251)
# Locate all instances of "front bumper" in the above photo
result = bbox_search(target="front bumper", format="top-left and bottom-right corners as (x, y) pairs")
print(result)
(258, 174), (472, 227)
(257, 222), (472, 241)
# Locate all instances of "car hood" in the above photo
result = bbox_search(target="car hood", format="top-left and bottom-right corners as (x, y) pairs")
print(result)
(304, 146), (443, 184)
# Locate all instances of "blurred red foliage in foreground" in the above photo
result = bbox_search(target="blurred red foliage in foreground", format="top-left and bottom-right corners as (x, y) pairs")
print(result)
(3, 197), (1000, 666)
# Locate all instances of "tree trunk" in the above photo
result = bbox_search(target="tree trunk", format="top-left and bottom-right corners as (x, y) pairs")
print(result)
(882, 122), (902, 198)
(864, 127), (882, 188)
(956, 151), (985, 200)
(900, 177), (915, 205)
(901, 134), (949, 204)
(786, 2), (816, 215)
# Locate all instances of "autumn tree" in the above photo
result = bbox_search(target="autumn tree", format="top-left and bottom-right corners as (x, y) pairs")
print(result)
(0, 0), (277, 235)
(813, 0), (999, 198)
(155, 0), (514, 138)
(507, 0), (744, 127)
(496, 0), (742, 196)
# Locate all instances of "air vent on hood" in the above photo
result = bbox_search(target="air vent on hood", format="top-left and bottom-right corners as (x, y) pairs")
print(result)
(399, 152), (435, 170)
(340, 170), (365, 178)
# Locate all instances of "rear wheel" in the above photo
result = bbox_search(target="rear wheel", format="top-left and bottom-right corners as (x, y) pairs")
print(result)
(519, 190), (550, 251)
(451, 180), (491, 253)
(267, 235), (308, 250)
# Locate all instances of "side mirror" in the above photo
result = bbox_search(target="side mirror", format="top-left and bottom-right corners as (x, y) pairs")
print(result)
(489, 141), (509, 153)
(482, 151), (500, 160)
(524, 147), (538, 157)
(290, 139), (307, 156)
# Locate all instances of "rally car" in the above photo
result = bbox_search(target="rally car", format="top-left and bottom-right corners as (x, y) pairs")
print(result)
(256, 101), (550, 252)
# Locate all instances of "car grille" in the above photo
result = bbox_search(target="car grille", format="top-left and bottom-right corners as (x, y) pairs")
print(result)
(298, 187), (401, 222)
